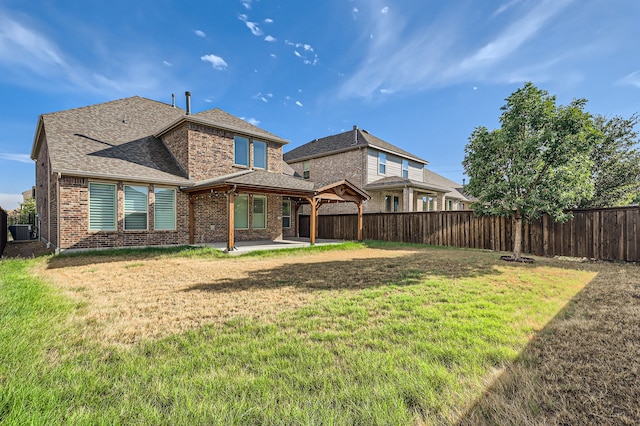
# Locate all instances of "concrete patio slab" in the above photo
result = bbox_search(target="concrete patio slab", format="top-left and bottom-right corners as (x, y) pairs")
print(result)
(200, 238), (345, 254)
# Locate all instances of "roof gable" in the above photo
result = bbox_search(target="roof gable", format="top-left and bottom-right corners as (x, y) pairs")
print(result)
(283, 127), (428, 164)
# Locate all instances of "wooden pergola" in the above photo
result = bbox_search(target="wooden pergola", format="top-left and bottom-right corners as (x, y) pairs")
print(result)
(183, 172), (369, 251)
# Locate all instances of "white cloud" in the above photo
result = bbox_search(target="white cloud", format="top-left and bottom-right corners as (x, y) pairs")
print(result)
(353, 7), (359, 13)
(163, 60), (172, 66)
(201, 54), (228, 70)
(264, 18), (273, 23)
(294, 51), (301, 58)
(194, 29), (206, 38)
(264, 35), (276, 42)
(270, 53), (277, 58)
(618, 70), (640, 88)
(241, 117), (260, 126)
(0, 153), (33, 163)
(340, 0), (574, 99)
(381, 6), (389, 14)
(295, 101), (303, 107)
(238, 14), (263, 36)
(242, 1), (251, 10)
(493, 0), (525, 16)
(0, 193), (22, 210)
(204, 98), (213, 103)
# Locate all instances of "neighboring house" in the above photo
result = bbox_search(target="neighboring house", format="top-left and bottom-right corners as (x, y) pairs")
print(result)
(283, 125), (470, 214)
(30, 94), (367, 252)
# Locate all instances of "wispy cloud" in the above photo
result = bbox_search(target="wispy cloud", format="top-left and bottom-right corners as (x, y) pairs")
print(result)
(238, 14), (263, 36)
(201, 54), (228, 70)
(264, 18), (273, 23)
(242, 1), (251, 10)
(163, 60), (172, 66)
(295, 101), (303, 107)
(285, 40), (318, 65)
(241, 117), (260, 126)
(0, 153), (32, 163)
(381, 6), (389, 14)
(264, 35), (276, 42)
(493, 0), (524, 16)
(194, 29), (206, 38)
(339, 0), (574, 99)
(618, 70), (640, 88)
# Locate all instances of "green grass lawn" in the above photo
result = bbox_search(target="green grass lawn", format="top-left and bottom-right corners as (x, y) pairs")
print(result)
(0, 243), (596, 425)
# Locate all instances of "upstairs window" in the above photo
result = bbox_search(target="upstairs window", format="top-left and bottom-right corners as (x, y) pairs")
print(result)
(402, 159), (409, 178)
(303, 161), (310, 179)
(378, 152), (386, 175)
(234, 136), (249, 167)
(124, 185), (148, 230)
(89, 182), (116, 231)
(253, 141), (267, 169)
(154, 188), (176, 230)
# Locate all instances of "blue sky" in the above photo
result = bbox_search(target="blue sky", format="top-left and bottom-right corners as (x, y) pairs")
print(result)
(1, 0), (639, 210)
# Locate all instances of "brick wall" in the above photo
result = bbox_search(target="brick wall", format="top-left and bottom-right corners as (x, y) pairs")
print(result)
(57, 177), (190, 250)
(35, 136), (58, 247)
(191, 192), (284, 243)
(162, 123), (285, 181)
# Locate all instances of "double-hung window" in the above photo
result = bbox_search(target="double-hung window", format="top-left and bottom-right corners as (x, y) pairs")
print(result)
(253, 196), (266, 229)
(282, 199), (291, 228)
(378, 152), (386, 175)
(234, 136), (249, 167)
(253, 141), (267, 169)
(234, 195), (249, 229)
(302, 161), (310, 179)
(124, 185), (148, 230)
(154, 188), (176, 230)
(402, 159), (409, 178)
(89, 182), (116, 231)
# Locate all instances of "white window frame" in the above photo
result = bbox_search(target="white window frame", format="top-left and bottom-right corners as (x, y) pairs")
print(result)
(252, 195), (267, 229)
(124, 185), (149, 231)
(154, 187), (176, 231)
(234, 136), (249, 167)
(378, 152), (386, 175)
(253, 140), (267, 169)
(282, 199), (291, 228)
(234, 195), (249, 229)
(89, 182), (117, 231)
(302, 161), (310, 179)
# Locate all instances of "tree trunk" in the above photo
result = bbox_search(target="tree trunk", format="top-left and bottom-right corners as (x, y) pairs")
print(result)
(512, 214), (523, 260)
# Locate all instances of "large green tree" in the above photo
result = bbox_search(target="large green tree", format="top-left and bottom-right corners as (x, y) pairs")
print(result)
(578, 114), (640, 207)
(463, 82), (597, 261)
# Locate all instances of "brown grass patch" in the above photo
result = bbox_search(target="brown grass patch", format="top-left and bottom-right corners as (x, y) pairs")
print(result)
(460, 261), (640, 425)
(39, 248), (419, 345)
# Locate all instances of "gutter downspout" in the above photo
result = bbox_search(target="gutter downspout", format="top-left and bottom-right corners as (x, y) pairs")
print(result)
(56, 172), (61, 253)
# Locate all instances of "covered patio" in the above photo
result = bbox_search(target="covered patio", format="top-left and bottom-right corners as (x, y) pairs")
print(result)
(183, 170), (369, 251)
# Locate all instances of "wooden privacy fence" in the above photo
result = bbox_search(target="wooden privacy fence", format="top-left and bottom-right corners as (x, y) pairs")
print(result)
(299, 206), (640, 262)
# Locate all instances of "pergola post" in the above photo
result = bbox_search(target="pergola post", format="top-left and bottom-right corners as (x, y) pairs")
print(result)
(357, 202), (363, 241)
(226, 190), (236, 251)
(309, 198), (318, 245)
(189, 195), (195, 244)
(294, 202), (301, 238)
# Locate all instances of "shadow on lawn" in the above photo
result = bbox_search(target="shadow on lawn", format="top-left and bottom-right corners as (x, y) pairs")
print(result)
(183, 249), (502, 294)
(457, 261), (640, 425)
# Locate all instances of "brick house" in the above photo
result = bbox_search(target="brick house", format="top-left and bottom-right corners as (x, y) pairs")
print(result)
(30, 94), (368, 252)
(284, 126), (470, 214)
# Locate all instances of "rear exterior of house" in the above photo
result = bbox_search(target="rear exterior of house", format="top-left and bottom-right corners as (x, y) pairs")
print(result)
(31, 95), (302, 251)
(284, 126), (470, 214)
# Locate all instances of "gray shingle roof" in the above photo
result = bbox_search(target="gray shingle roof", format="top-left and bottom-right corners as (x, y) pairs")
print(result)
(423, 169), (469, 200)
(283, 127), (428, 164)
(188, 109), (289, 144)
(187, 169), (315, 193)
(33, 96), (190, 185)
(365, 176), (450, 193)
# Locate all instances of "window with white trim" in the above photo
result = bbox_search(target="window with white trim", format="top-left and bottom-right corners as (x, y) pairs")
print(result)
(253, 195), (266, 229)
(282, 199), (291, 228)
(124, 185), (148, 230)
(234, 136), (249, 166)
(234, 195), (249, 229)
(303, 161), (310, 179)
(89, 182), (116, 231)
(254, 141), (267, 169)
(402, 159), (409, 178)
(154, 188), (176, 230)
(378, 152), (386, 175)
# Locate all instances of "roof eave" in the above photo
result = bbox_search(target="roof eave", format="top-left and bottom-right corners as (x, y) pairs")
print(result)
(30, 116), (45, 160)
(154, 116), (289, 145)
(54, 169), (193, 187)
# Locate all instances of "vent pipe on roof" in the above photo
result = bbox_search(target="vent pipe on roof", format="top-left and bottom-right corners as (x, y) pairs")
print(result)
(185, 91), (191, 115)
(353, 124), (358, 145)
(171, 93), (175, 107)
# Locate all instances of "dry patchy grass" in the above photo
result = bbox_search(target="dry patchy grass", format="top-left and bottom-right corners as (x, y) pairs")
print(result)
(40, 247), (419, 345)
